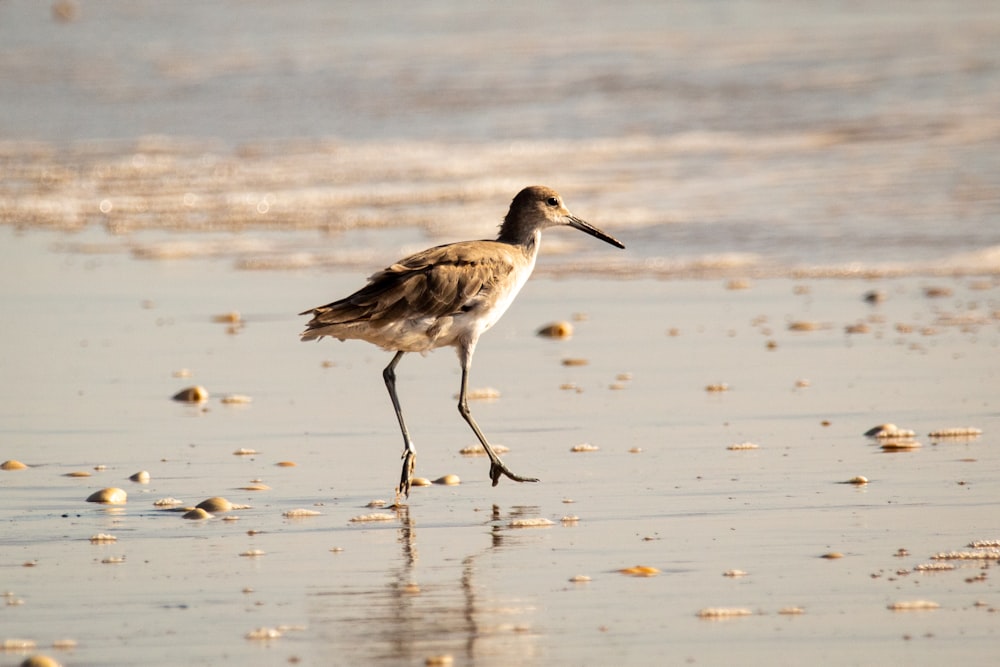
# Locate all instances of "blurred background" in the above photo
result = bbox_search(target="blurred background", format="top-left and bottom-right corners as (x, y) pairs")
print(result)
(2, 0), (999, 275)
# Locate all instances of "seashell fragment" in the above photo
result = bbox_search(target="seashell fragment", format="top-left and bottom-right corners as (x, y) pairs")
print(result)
(619, 565), (660, 577)
(570, 443), (600, 453)
(349, 513), (397, 523)
(569, 575), (591, 583)
(220, 394), (252, 405)
(245, 627), (282, 640)
(931, 549), (1000, 560)
(100, 556), (125, 564)
(64, 471), (91, 477)
(788, 321), (821, 332)
(880, 440), (921, 451)
(561, 358), (589, 366)
(888, 600), (939, 611)
(459, 444), (509, 456)
(2, 639), (36, 650)
(536, 321), (573, 339)
(865, 423), (914, 438)
(727, 442), (758, 451)
(232, 448), (258, 456)
(913, 563), (955, 572)
(282, 508), (321, 518)
(928, 427), (982, 438)
(275, 461), (297, 467)
(723, 570), (748, 578)
(460, 387), (500, 400)
(86, 488), (127, 504)
(1, 460), (28, 470)
(845, 476), (869, 485)
(508, 518), (555, 528)
(697, 607), (752, 618)
(172, 386), (208, 403)
(778, 607), (805, 615)
(705, 383), (729, 392)
(424, 655), (454, 666)
(153, 497), (183, 507)
(89, 534), (117, 543)
(821, 552), (844, 559)
(240, 549), (265, 557)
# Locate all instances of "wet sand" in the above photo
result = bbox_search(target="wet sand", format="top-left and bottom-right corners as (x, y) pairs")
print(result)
(2, 229), (998, 666)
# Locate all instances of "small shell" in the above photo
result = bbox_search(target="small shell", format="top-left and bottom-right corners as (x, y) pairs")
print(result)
(846, 476), (869, 485)
(561, 358), (589, 366)
(913, 563), (955, 572)
(1, 460), (28, 471)
(410, 477), (432, 487)
(275, 461), (297, 467)
(705, 383), (729, 392)
(880, 440), (921, 451)
(220, 394), (252, 405)
(570, 443), (600, 453)
(432, 474), (460, 485)
(459, 444), (509, 456)
(172, 386), (208, 403)
(569, 575), (592, 583)
(196, 497), (233, 512)
(128, 470), (150, 484)
(240, 549), (265, 557)
(788, 321), (821, 332)
(86, 488), (127, 504)
(19, 656), (61, 667)
(283, 508), (321, 518)
(153, 497), (184, 507)
(89, 534), (117, 543)
(536, 321), (573, 339)
(213, 311), (242, 323)
(821, 552), (844, 559)
(64, 471), (91, 477)
(722, 569), (748, 578)
(232, 448), (258, 456)
(778, 607), (805, 615)
(619, 565), (660, 577)
(182, 508), (213, 520)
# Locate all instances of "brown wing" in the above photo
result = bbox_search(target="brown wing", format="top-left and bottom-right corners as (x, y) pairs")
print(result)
(300, 241), (516, 339)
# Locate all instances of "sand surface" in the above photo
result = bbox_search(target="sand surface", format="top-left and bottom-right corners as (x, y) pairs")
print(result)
(2, 229), (998, 666)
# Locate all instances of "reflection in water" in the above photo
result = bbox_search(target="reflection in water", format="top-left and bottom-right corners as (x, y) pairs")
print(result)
(310, 504), (543, 664)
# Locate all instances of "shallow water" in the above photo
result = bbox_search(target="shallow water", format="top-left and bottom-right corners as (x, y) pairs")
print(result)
(2, 229), (999, 665)
(2, 0), (999, 275)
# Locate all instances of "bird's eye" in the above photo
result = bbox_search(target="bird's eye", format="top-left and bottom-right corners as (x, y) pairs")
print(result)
(545, 197), (559, 207)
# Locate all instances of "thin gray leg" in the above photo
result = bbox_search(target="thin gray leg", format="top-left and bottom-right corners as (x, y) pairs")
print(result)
(457, 357), (539, 487)
(383, 351), (416, 497)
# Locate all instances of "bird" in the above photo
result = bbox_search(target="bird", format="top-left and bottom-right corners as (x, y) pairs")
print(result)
(299, 185), (625, 498)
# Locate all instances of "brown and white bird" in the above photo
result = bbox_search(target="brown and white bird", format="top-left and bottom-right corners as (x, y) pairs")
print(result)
(300, 185), (625, 498)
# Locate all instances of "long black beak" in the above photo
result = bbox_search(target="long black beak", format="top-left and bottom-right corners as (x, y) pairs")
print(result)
(568, 215), (625, 249)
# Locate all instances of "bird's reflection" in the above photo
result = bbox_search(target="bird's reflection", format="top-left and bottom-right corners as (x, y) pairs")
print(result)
(309, 502), (543, 664)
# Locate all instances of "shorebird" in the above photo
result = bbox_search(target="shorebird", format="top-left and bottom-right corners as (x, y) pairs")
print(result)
(300, 185), (625, 498)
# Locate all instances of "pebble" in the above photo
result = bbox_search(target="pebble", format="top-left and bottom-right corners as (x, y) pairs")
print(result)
(821, 552), (844, 559)
(172, 386), (208, 403)
(536, 321), (573, 339)
(1, 460), (28, 471)
(86, 488), (127, 504)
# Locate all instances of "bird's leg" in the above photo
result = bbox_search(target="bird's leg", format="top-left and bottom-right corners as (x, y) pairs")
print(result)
(384, 351), (416, 499)
(457, 355), (539, 487)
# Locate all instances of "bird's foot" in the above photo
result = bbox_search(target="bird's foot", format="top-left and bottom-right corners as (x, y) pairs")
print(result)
(489, 459), (539, 487)
(396, 449), (416, 499)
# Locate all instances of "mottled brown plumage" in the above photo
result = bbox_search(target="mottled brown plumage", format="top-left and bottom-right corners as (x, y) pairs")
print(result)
(300, 185), (624, 498)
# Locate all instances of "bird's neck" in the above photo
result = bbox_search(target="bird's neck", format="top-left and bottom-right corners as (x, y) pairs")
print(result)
(496, 225), (540, 254)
